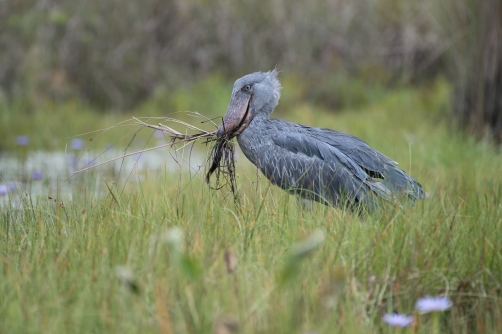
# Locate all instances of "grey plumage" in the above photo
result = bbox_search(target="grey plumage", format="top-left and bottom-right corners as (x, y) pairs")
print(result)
(217, 70), (425, 210)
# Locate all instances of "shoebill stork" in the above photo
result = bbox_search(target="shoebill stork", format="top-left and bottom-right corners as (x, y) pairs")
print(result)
(216, 70), (425, 210)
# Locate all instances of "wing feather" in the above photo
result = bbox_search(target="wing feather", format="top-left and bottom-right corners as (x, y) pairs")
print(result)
(306, 127), (425, 199)
(253, 132), (395, 209)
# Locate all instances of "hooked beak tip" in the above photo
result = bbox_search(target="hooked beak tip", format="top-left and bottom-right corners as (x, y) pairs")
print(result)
(216, 126), (225, 138)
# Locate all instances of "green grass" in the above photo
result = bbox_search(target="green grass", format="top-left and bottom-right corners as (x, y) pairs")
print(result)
(1, 79), (502, 333)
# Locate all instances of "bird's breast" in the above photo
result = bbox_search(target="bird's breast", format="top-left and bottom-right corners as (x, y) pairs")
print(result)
(236, 123), (271, 167)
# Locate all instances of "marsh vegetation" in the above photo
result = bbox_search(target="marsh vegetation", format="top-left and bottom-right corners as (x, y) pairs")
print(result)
(2, 81), (502, 333)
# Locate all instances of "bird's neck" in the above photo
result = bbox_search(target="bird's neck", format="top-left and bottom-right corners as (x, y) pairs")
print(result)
(236, 111), (271, 165)
(247, 111), (271, 131)
(253, 111), (269, 121)
(256, 100), (278, 117)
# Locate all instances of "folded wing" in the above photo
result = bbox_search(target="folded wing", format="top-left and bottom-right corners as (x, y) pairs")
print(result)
(306, 126), (425, 200)
(254, 131), (399, 210)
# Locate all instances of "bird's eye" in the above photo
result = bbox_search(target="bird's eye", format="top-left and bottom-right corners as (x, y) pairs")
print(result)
(243, 84), (251, 92)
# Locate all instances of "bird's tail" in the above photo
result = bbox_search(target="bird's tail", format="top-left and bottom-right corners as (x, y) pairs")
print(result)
(382, 165), (426, 201)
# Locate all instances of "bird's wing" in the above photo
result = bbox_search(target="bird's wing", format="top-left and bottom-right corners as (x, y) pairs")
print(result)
(307, 127), (425, 199)
(254, 132), (395, 208)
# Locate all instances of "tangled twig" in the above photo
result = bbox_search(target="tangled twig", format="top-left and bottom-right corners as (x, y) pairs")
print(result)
(133, 116), (239, 205)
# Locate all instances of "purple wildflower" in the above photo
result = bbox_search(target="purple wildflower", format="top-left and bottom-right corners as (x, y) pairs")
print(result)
(32, 170), (43, 180)
(71, 138), (84, 150)
(382, 313), (414, 327)
(16, 135), (29, 146)
(0, 185), (8, 196)
(7, 182), (17, 191)
(416, 296), (452, 313)
(154, 129), (164, 139)
(83, 158), (96, 167)
(68, 154), (78, 167)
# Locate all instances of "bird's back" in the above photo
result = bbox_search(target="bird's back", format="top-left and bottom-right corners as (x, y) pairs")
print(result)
(237, 117), (425, 210)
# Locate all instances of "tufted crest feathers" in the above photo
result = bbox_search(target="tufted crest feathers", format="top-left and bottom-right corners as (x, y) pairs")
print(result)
(266, 68), (282, 101)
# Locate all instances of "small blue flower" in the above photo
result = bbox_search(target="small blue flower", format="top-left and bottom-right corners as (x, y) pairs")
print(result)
(0, 185), (8, 196)
(32, 170), (43, 180)
(16, 135), (29, 146)
(154, 129), (164, 139)
(382, 313), (414, 327)
(133, 152), (143, 163)
(83, 158), (95, 167)
(68, 154), (78, 167)
(7, 182), (17, 191)
(71, 138), (84, 150)
(416, 296), (452, 313)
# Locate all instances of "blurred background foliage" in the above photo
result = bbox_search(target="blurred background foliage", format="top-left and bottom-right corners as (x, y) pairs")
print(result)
(0, 0), (500, 142)
(2, 2), (502, 332)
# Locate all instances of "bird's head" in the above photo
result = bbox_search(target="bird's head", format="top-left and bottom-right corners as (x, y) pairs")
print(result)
(216, 69), (281, 139)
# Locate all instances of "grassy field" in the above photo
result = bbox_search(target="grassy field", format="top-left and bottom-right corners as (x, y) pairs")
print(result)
(1, 79), (502, 333)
